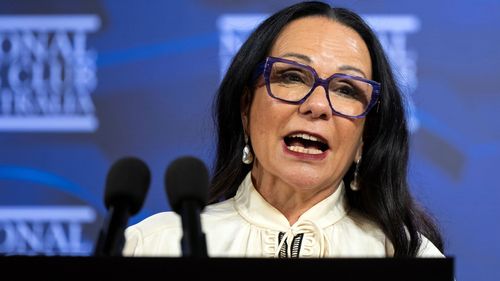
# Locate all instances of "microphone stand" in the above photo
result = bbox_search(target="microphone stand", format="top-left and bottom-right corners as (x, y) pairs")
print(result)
(93, 202), (130, 257)
(179, 200), (207, 258)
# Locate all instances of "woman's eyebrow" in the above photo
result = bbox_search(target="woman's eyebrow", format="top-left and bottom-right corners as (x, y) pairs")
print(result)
(281, 52), (312, 63)
(280, 52), (368, 78)
(338, 65), (367, 78)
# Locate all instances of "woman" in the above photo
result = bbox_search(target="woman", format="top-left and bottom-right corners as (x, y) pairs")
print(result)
(124, 1), (445, 258)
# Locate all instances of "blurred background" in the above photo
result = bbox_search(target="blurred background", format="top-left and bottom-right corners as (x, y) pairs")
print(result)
(0, 0), (498, 280)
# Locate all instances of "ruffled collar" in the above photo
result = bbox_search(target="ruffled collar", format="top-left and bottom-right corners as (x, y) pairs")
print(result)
(233, 172), (349, 257)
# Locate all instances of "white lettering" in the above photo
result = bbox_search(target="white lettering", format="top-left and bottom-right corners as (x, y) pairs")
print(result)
(0, 206), (96, 255)
(0, 15), (101, 132)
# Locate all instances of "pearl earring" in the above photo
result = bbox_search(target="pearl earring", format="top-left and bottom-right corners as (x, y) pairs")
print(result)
(350, 158), (361, 191)
(242, 134), (253, 164)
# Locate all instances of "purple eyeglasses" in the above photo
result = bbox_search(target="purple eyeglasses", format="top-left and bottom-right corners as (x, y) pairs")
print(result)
(252, 56), (381, 118)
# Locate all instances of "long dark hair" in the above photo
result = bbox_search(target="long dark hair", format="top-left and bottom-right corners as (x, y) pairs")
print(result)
(210, 1), (443, 257)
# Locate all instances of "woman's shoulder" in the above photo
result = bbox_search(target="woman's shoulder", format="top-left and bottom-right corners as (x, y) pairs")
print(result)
(339, 210), (444, 257)
(340, 209), (387, 239)
(329, 209), (391, 255)
(123, 198), (241, 256)
(417, 234), (445, 257)
(203, 197), (238, 219)
(123, 211), (182, 256)
(127, 211), (181, 235)
(125, 197), (239, 237)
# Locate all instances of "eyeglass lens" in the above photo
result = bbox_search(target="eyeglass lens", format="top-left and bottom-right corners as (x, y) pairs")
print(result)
(268, 61), (373, 117)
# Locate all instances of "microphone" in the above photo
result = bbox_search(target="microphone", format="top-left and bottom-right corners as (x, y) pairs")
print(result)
(165, 156), (209, 258)
(93, 157), (151, 257)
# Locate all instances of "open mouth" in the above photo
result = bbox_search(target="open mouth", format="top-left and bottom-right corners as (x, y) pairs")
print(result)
(284, 133), (329, 155)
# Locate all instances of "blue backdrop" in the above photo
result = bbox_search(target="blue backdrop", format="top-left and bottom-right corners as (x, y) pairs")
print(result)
(0, 1), (499, 280)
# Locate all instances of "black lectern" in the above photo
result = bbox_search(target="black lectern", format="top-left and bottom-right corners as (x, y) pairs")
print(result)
(0, 256), (454, 280)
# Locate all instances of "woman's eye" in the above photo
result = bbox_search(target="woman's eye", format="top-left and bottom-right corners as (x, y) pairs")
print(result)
(333, 85), (360, 99)
(281, 72), (305, 83)
(339, 86), (355, 95)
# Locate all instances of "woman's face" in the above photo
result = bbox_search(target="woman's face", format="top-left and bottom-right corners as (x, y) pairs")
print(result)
(244, 16), (372, 194)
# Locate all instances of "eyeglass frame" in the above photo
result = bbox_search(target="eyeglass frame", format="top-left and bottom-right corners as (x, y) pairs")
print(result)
(252, 56), (381, 119)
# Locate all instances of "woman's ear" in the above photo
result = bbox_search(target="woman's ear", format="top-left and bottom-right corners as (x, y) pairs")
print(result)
(240, 88), (252, 134)
(355, 140), (363, 162)
(241, 112), (248, 134)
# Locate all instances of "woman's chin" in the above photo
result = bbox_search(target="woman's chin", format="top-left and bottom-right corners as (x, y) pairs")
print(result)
(279, 171), (327, 190)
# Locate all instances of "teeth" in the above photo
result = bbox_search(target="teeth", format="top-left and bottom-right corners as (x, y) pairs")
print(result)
(287, 145), (323, 155)
(288, 133), (324, 143)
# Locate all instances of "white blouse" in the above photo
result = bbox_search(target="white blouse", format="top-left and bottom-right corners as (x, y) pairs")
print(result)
(123, 172), (444, 258)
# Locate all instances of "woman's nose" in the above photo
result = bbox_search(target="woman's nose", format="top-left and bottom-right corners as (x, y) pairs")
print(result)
(298, 85), (333, 120)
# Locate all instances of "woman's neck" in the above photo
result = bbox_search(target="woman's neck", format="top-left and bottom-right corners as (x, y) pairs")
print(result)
(251, 171), (337, 226)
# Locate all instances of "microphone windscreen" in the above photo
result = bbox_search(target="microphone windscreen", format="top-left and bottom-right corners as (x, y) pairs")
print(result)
(165, 156), (209, 213)
(104, 157), (151, 215)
